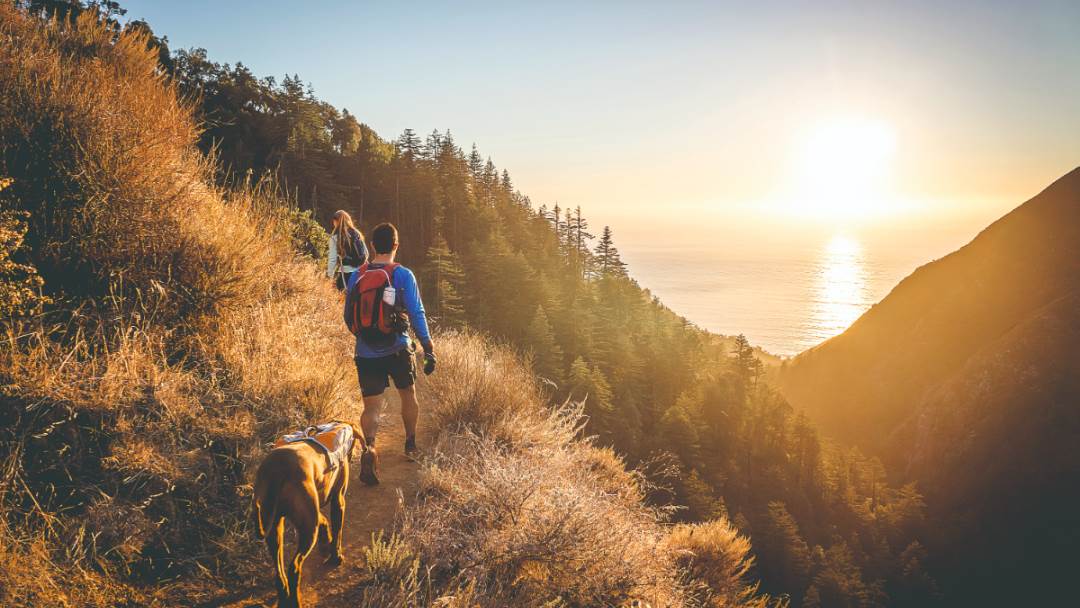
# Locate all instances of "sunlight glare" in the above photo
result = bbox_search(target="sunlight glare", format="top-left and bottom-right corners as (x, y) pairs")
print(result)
(811, 234), (870, 342)
(789, 117), (897, 222)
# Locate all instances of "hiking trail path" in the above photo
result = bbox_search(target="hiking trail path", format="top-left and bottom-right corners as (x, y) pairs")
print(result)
(219, 395), (424, 608)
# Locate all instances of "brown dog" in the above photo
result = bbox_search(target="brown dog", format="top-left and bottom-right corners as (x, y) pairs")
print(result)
(253, 422), (379, 608)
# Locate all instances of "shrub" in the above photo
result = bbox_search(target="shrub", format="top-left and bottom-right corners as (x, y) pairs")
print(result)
(0, 207), (47, 318)
(362, 531), (420, 585)
(666, 520), (778, 608)
(283, 206), (330, 264)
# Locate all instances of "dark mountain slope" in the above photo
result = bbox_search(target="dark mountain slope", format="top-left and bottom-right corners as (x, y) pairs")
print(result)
(780, 167), (1080, 605)
(780, 166), (1080, 450)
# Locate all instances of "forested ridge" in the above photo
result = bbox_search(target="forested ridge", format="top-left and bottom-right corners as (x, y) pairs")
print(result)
(1, 2), (941, 606)
(147, 24), (939, 608)
(781, 166), (1080, 606)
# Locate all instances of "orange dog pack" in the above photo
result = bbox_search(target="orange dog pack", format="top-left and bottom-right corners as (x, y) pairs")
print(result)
(273, 421), (354, 471)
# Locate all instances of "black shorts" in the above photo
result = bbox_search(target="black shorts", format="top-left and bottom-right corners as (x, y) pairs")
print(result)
(355, 349), (415, 397)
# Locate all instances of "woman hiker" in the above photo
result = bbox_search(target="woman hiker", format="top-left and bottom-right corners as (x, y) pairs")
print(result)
(327, 209), (369, 291)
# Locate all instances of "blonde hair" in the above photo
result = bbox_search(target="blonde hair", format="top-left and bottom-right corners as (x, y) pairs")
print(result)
(331, 210), (364, 258)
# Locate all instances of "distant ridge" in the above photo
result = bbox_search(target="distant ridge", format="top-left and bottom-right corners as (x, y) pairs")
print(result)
(779, 166), (1080, 605)
(782, 166), (1080, 444)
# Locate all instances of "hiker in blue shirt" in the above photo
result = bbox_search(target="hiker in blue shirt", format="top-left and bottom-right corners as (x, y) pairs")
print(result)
(345, 222), (435, 457)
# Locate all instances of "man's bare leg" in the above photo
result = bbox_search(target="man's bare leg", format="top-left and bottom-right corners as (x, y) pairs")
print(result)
(398, 385), (419, 447)
(360, 393), (383, 446)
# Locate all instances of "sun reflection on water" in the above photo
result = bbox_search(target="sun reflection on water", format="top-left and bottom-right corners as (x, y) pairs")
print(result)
(811, 234), (870, 342)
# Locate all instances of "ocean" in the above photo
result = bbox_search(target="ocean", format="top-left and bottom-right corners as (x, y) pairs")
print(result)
(618, 228), (978, 357)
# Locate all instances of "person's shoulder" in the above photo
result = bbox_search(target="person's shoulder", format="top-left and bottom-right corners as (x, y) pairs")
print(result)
(390, 264), (416, 285)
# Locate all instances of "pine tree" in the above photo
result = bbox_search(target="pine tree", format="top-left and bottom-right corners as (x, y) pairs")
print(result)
(572, 206), (593, 252)
(594, 225), (627, 278)
(676, 468), (727, 522)
(467, 143), (484, 177)
(806, 542), (884, 608)
(423, 129), (443, 160)
(570, 206), (594, 278)
(436, 131), (463, 173)
(549, 203), (562, 236)
(524, 306), (563, 384)
(568, 357), (615, 441)
(732, 334), (763, 390)
(658, 404), (701, 464)
(893, 541), (941, 606)
(562, 206), (574, 245)
(396, 128), (421, 164)
(423, 233), (465, 328)
(561, 207), (577, 266)
(793, 411), (822, 486)
(756, 501), (812, 597)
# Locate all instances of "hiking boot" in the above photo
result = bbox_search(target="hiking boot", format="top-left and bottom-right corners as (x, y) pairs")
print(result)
(359, 447), (380, 485)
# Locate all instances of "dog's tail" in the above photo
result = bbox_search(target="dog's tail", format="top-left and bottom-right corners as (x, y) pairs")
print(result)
(252, 472), (283, 540)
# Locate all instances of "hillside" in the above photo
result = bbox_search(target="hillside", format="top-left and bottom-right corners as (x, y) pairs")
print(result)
(780, 167), (1080, 604)
(1, 3), (947, 607)
(0, 5), (773, 606)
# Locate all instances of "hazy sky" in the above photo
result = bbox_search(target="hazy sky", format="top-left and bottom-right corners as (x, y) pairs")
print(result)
(121, 0), (1080, 251)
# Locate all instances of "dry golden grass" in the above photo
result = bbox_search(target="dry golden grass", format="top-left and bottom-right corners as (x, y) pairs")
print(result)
(666, 520), (777, 608)
(351, 332), (773, 608)
(0, 6), (358, 603)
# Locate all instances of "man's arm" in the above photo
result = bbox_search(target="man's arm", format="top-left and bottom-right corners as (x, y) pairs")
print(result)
(399, 268), (433, 353)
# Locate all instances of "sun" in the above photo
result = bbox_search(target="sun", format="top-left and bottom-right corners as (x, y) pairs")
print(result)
(788, 116), (896, 221)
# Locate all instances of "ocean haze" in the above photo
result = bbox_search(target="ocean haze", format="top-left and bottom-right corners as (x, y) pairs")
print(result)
(619, 223), (983, 356)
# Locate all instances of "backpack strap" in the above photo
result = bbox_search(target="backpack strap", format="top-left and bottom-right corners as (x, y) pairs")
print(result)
(383, 262), (399, 283)
(347, 228), (363, 257)
(368, 262), (399, 286)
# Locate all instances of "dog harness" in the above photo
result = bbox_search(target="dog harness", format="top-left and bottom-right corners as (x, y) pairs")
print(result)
(273, 421), (354, 471)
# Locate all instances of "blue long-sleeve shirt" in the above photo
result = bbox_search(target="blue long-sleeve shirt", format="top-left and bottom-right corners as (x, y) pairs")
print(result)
(346, 263), (431, 359)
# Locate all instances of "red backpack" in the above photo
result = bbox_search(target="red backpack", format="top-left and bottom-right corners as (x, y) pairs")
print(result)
(345, 263), (405, 345)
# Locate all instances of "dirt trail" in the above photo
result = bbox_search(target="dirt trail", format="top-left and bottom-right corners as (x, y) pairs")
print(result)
(221, 395), (424, 608)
